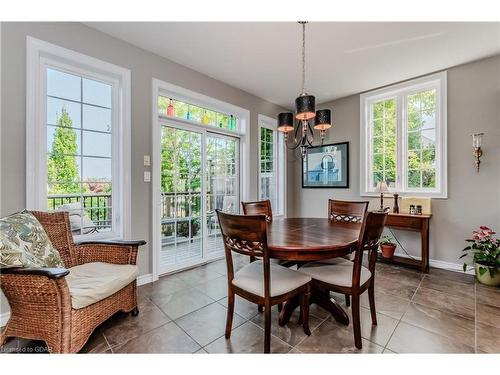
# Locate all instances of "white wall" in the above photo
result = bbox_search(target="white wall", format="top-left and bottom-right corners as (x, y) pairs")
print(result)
(289, 55), (500, 268)
(0, 22), (288, 319)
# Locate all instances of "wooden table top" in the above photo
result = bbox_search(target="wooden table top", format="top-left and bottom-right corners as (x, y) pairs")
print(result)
(266, 217), (361, 262)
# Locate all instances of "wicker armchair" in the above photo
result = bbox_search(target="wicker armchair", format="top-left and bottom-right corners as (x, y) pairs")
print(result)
(0, 211), (146, 353)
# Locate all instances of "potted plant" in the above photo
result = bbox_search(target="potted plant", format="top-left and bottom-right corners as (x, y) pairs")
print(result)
(379, 235), (397, 259)
(460, 225), (500, 286)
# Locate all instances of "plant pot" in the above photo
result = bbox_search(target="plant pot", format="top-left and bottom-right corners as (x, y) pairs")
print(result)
(380, 243), (396, 259)
(475, 263), (500, 286)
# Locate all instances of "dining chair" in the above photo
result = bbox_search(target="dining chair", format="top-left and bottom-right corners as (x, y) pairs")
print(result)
(241, 199), (273, 222)
(241, 199), (277, 312)
(298, 211), (388, 349)
(216, 210), (312, 353)
(328, 199), (369, 224)
(325, 199), (369, 306)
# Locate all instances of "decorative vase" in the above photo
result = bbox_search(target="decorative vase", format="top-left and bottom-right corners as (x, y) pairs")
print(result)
(380, 243), (396, 259)
(475, 263), (500, 286)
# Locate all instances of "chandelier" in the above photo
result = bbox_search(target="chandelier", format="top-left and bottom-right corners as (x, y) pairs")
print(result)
(277, 21), (332, 158)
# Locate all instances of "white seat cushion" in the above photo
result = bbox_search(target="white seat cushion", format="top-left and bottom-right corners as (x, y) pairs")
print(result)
(66, 262), (139, 309)
(299, 258), (371, 287)
(232, 261), (311, 297)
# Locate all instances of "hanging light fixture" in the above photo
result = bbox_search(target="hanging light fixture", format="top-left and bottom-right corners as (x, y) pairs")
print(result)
(277, 21), (332, 158)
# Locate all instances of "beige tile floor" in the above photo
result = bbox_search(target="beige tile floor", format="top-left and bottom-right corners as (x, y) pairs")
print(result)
(2, 256), (500, 354)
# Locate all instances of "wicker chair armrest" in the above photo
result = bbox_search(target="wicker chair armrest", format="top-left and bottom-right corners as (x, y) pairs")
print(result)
(73, 240), (145, 266)
(0, 266), (69, 279)
(75, 239), (146, 247)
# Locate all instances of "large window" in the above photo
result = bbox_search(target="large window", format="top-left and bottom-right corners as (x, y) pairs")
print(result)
(27, 37), (131, 239)
(360, 72), (447, 198)
(153, 79), (249, 275)
(258, 115), (285, 216)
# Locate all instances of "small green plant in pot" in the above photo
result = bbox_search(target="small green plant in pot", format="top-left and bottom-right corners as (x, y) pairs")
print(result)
(379, 235), (397, 259)
(460, 226), (500, 286)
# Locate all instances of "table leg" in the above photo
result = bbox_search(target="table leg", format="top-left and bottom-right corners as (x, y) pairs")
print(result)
(278, 287), (350, 327)
(278, 295), (300, 326)
(312, 289), (349, 325)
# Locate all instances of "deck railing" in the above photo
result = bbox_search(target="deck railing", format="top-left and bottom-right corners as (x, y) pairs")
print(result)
(48, 191), (233, 235)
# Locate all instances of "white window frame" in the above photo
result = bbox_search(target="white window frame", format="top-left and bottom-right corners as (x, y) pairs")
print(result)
(26, 37), (131, 240)
(360, 72), (447, 198)
(152, 78), (250, 280)
(258, 114), (286, 217)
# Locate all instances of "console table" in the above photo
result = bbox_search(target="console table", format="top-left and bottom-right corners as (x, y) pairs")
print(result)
(378, 213), (431, 273)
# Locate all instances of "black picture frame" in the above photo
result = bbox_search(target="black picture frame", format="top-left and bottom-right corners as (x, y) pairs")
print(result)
(302, 141), (349, 188)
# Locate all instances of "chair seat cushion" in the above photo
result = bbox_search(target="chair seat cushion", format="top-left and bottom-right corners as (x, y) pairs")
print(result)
(232, 261), (311, 297)
(66, 262), (139, 309)
(299, 258), (371, 287)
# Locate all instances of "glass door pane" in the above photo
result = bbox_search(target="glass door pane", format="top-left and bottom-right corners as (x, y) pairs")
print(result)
(205, 133), (239, 258)
(160, 126), (203, 271)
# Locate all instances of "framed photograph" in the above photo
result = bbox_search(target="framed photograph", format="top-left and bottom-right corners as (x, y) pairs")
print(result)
(302, 142), (349, 188)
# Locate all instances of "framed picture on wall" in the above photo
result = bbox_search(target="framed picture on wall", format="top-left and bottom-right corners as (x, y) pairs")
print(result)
(302, 142), (349, 188)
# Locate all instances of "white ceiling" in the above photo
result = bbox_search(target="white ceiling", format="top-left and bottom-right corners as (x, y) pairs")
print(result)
(85, 22), (500, 108)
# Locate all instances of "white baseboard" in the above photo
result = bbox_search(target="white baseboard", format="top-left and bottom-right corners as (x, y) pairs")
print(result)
(393, 252), (475, 275)
(136, 273), (153, 286)
(0, 311), (10, 327)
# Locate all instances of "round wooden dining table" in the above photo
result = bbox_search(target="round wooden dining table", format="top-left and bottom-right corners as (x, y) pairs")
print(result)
(266, 217), (361, 327)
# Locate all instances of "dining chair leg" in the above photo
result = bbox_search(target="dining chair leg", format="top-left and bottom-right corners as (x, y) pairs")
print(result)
(301, 286), (311, 336)
(258, 304), (264, 313)
(278, 303), (283, 312)
(345, 294), (350, 307)
(264, 301), (272, 354)
(352, 294), (362, 349)
(368, 282), (377, 325)
(225, 291), (235, 339)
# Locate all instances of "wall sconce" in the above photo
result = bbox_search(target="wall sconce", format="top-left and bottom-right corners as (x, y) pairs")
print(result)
(472, 132), (484, 172)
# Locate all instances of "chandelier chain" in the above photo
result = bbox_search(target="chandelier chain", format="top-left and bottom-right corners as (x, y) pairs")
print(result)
(301, 21), (306, 94)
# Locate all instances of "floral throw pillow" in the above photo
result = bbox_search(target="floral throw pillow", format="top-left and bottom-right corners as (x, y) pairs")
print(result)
(0, 211), (65, 268)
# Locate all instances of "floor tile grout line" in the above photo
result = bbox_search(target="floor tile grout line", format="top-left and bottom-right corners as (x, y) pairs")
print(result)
(105, 321), (172, 352)
(101, 331), (114, 354)
(382, 272), (425, 351)
(246, 318), (295, 351)
(292, 315), (330, 350)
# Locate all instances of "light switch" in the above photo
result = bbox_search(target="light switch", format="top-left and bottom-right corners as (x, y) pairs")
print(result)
(143, 171), (151, 182)
(143, 155), (151, 166)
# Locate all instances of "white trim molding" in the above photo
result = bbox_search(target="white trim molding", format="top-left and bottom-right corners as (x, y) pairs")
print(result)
(151, 78), (250, 281)
(26, 36), (131, 240)
(360, 71), (447, 198)
(393, 252), (475, 275)
(257, 114), (286, 217)
(136, 273), (154, 286)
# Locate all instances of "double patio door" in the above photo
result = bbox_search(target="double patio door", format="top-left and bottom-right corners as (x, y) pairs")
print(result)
(159, 123), (239, 273)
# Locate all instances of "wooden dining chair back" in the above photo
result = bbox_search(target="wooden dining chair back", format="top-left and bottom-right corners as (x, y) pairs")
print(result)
(216, 209), (312, 353)
(241, 199), (273, 222)
(328, 199), (369, 224)
(216, 210), (270, 284)
(351, 211), (388, 288)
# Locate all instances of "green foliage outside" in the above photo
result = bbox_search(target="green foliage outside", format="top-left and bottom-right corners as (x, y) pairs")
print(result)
(372, 89), (437, 189)
(47, 109), (80, 194)
(160, 126), (237, 239)
(47, 108), (111, 225)
(260, 127), (273, 173)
